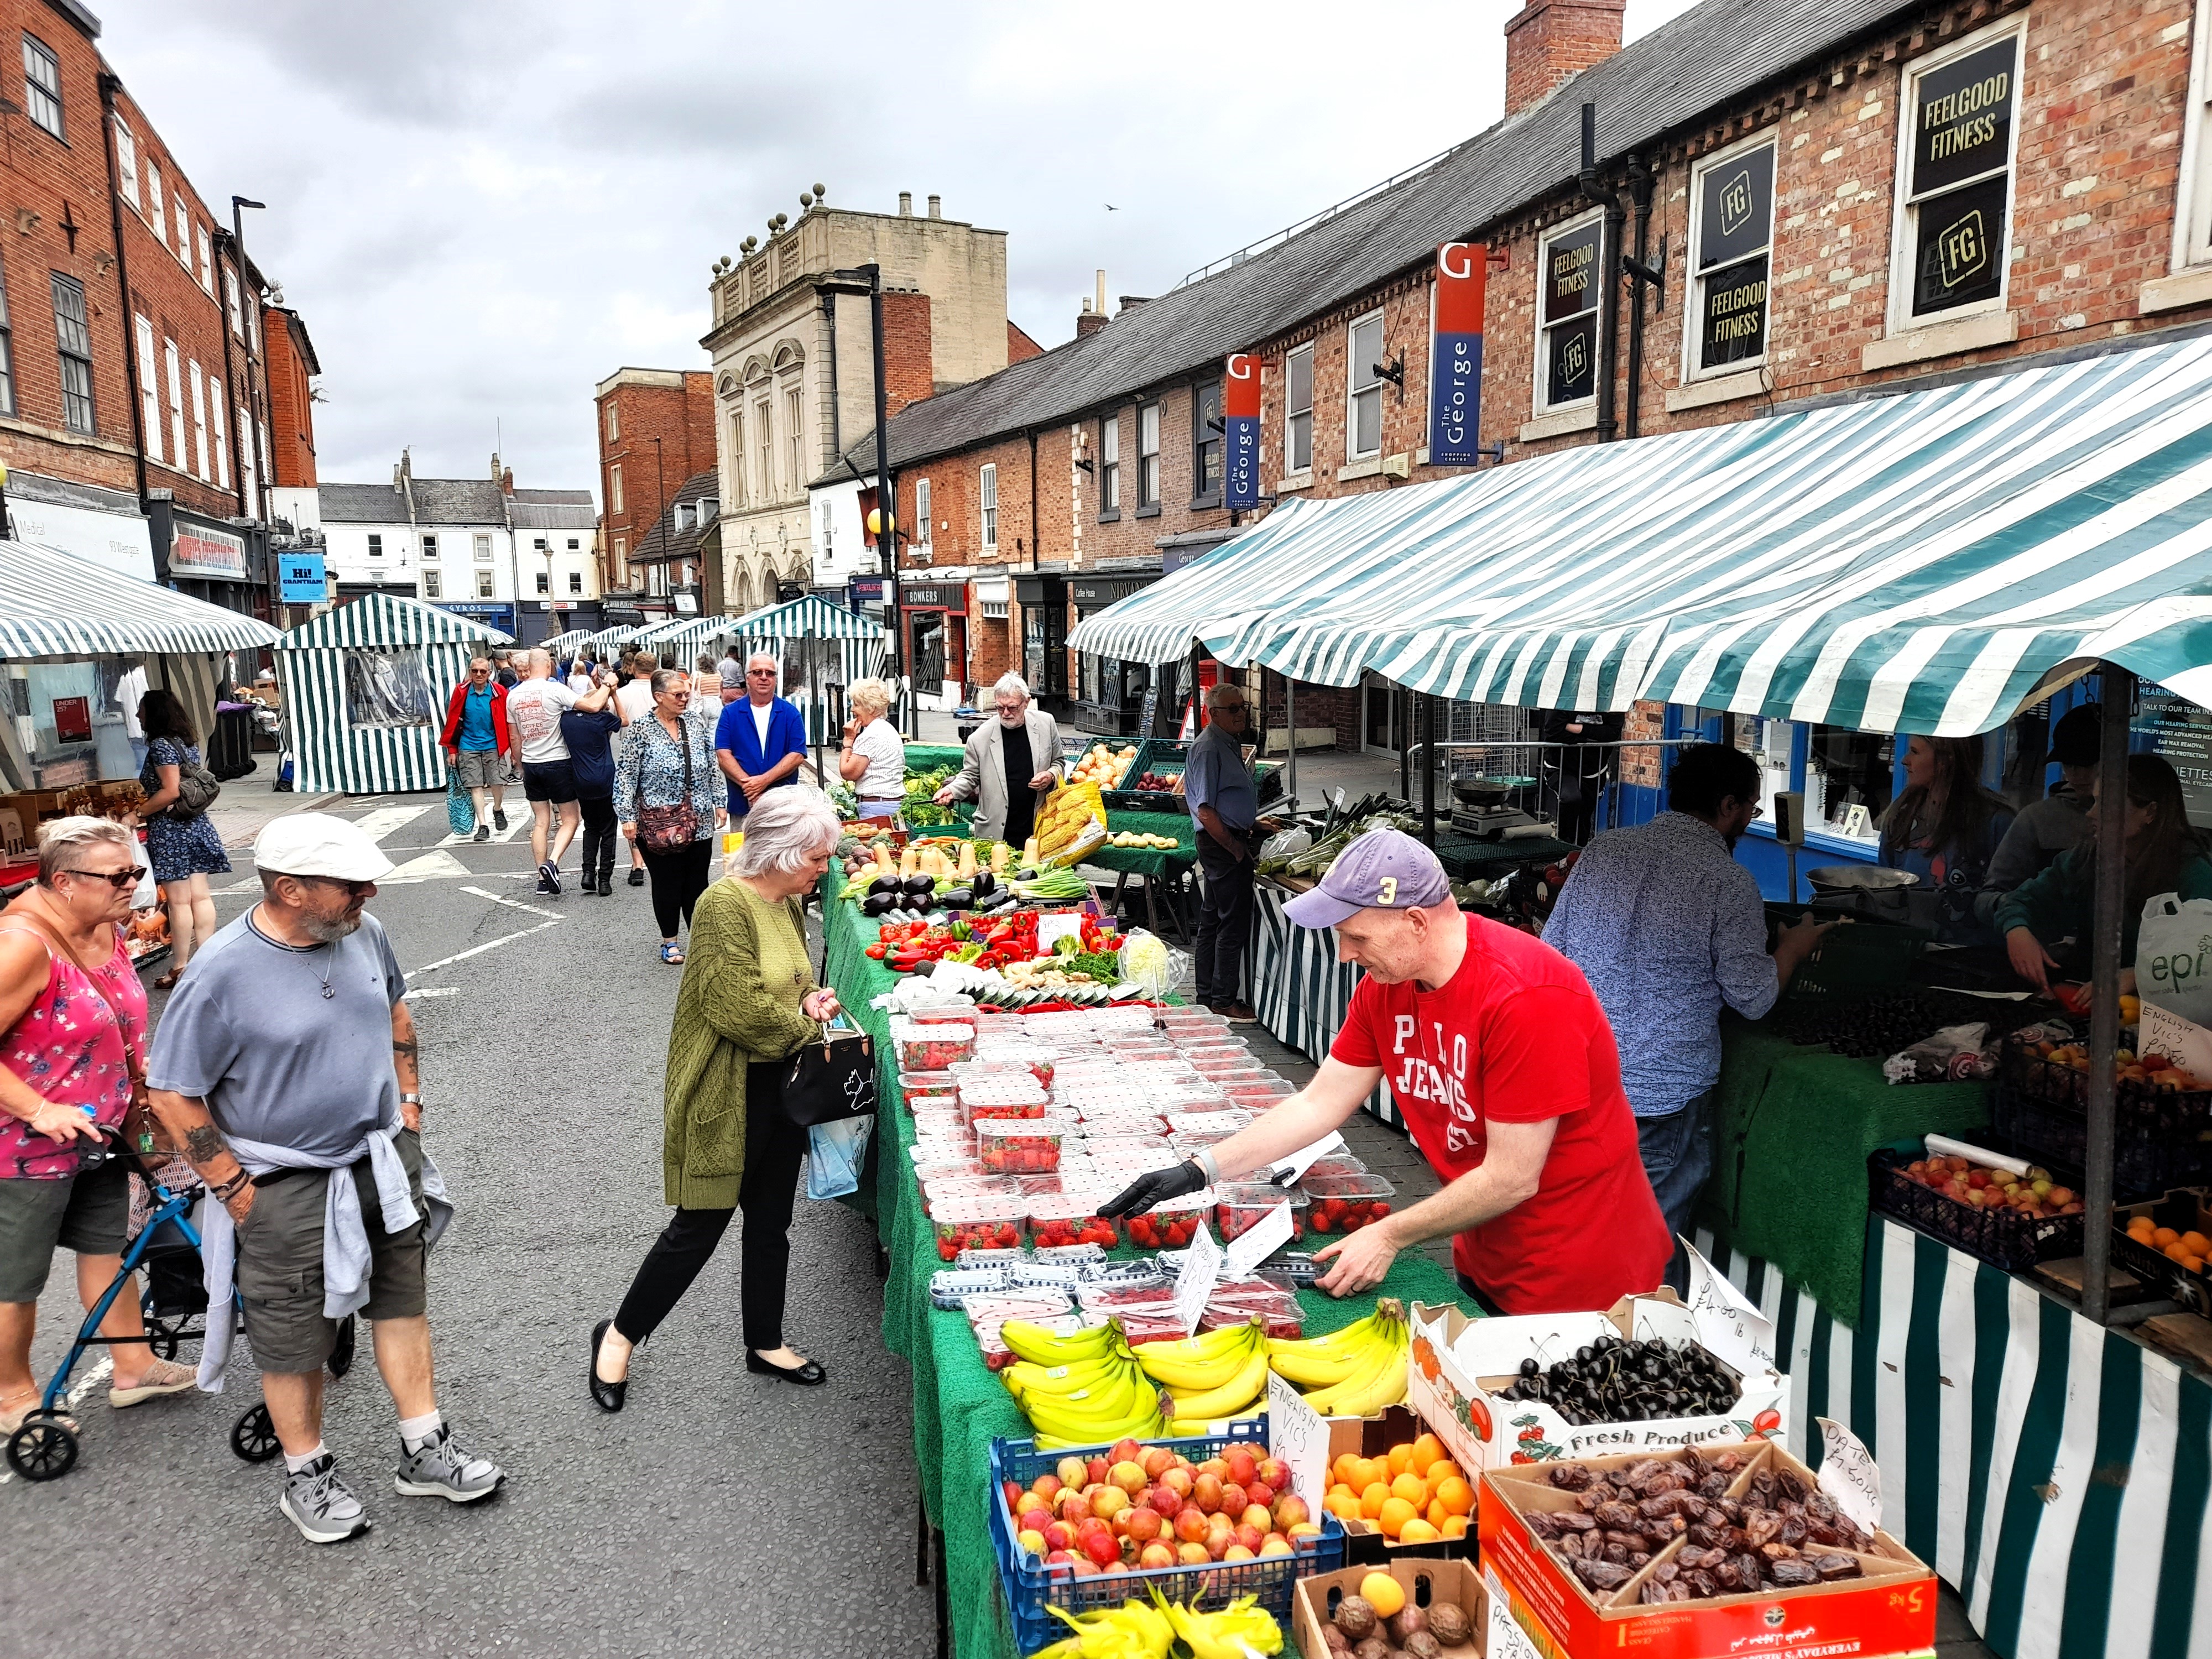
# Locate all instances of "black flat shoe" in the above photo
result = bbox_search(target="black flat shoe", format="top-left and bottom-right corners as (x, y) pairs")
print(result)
(627, 869), (645, 887)
(745, 1350), (826, 1387)
(588, 1320), (626, 1412)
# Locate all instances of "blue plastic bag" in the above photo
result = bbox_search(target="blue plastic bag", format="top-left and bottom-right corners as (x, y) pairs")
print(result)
(806, 1114), (874, 1200)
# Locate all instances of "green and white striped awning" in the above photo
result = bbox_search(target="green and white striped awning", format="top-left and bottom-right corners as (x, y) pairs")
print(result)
(1072, 335), (2212, 735)
(637, 614), (742, 659)
(0, 536), (281, 660)
(540, 628), (592, 653)
(733, 592), (888, 644)
(276, 592), (511, 650)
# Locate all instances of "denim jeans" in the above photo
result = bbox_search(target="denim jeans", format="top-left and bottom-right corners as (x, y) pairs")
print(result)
(1636, 1087), (1715, 1292)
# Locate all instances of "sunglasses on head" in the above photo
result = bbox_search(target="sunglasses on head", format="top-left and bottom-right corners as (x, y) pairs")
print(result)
(61, 865), (145, 890)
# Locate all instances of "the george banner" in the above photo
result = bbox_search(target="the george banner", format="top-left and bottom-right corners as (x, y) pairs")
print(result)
(1224, 351), (1261, 509)
(1428, 242), (1488, 467)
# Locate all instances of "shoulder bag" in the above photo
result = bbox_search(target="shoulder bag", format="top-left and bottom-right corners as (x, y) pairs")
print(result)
(774, 897), (875, 1125)
(144, 743), (221, 819)
(635, 720), (701, 854)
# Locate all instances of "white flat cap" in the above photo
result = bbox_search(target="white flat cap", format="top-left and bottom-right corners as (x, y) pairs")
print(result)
(253, 813), (395, 882)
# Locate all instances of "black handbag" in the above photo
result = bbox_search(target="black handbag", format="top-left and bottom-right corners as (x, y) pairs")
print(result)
(772, 1027), (877, 1126)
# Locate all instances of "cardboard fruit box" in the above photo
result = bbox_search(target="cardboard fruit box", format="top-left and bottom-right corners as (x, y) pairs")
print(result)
(1408, 1251), (1788, 1472)
(1293, 1556), (1486, 1659)
(1478, 1441), (1936, 1659)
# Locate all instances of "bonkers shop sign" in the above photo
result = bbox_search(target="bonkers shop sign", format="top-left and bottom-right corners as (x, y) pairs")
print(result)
(1428, 242), (1487, 467)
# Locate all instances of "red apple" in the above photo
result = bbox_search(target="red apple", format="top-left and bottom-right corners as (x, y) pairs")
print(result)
(1056, 1492), (1091, 1526)
(1256, 1457), (1291, 1492)
(1044, 1548), (1077, 1576)
(1141, 1447), (1176, 1480)
(1206, 1531), (1231, 1561)
(1003, 1479), (1025, 1516)
(1110, 1437), (1145, 1465)
(1217, 1483), (1248, 1521)
(1123, 1507), (1163, 1545)
(1086, 1458), (1110, 1488)
(1146, 1486), (1183, 1522)
(1272, 1494), (1310, 1531)
(1159, 1467), (1194, 1499)
(1233, 1521), (1266, 1553)
(1173, 1508), (1209, 1544)
(1139, 1541), (1176, 1569)
(1044, 1520), (1076, 1553)
(1083, 1529), (1120, 1568)
(1245, 1481), (1275, 1511)
(1225, 1448), (1259, 1486)
(1019, 1506), (1053, 1536)
(1192, 1474), (1224, 1515)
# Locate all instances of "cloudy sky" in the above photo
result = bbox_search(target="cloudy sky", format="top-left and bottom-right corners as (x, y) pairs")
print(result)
(96, 0), (1700, 499)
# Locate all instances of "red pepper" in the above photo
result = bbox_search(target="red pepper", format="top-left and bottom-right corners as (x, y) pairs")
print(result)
(975, 950), (1003, 971)
(865, 943), (886, 959)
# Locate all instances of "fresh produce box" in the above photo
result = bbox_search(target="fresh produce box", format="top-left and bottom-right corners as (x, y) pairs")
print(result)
(1407, 1252), (1787, 1472)
(1478, 1440), (1936, 1659)
(1123, 1193), (1213, 1250)
(961, 1076), (1051, 1121)
(1217, 1183), (1307, 1243)
(987, 1424), (1345, 1656)
(1307, 1423), (1478, 1561)
(931, 1196), (1027, 1260)
(1303, 1171), (1396, 1236)
(1762, 902), (1931, 1005)
(1869, 1139), (2085, 1271)
(1028, 1194), (1122, 1251)
(977, 1118), (1067, 1176)
(890, 1020), (974, 1072)
(1293, 1557), (1485, 1658)
(2116, 1190), (2212, 1316)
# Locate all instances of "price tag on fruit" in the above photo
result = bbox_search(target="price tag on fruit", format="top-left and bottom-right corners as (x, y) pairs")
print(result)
(1223, 1199), (1296, 1279)
(1266, 1370), (1328, 1512)
(1815, 1416), (1884, 1535)
(1260, 1130), (1345, 1186)
(1683, 1242), (1777, 1371)
(1173, 1222), (1224, 1334)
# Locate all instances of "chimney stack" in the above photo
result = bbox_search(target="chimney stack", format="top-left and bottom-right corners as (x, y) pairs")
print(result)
(1076, 297), (1106, 339)
(502, 467), (514, 495)
(898, 191), (912, 216)
(1503, 0), (1625, 117)
(927, 194), (942, 219)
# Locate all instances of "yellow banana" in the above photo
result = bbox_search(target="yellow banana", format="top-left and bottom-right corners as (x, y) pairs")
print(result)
(1001, 1320), (1119, 1367)
(1003, 1353), (1133, 1401)
(1266, 1328), (1385, 1389)
(1166, 1343), (1271, 1422)
(1303, 1329), (1407, 1416)
(1134, 1320), (1258, 1364)
(1134, 1326), (1260, 1391)
(1321, 1343), (1408, 1417)
(1021, 1367), (1148, 1437)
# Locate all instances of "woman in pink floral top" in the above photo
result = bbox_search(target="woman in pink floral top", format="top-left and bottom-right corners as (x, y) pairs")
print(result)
(0, 817), (194, 1434)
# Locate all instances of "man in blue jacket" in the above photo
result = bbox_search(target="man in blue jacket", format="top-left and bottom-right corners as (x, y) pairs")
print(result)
(713, 651), (808, 818)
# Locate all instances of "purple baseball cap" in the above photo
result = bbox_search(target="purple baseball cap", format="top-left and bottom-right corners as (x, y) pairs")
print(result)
(1282, 828), (1452, 929)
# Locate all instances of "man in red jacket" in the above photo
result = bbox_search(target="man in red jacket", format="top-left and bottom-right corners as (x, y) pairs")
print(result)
(440, 658), (508, 841)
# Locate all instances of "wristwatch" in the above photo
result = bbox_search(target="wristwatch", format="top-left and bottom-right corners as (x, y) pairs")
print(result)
(399, 1092), (422, 1107)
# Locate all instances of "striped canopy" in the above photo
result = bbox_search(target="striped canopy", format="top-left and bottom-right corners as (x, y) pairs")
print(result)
(636, 613), (742, 659)
(278, 592), (512, 649)
(0, 536), (280, 660)
(540, 628), (592, 652)
(735, 592), (888, 644)
(1070, 335), (2212, 736)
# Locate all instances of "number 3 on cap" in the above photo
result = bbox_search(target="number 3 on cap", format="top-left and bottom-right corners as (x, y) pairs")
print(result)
(1377, 876), (1397, 905)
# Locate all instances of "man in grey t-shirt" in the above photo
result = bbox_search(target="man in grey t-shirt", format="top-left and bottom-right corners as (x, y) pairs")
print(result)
(148, 813), (503, 1544)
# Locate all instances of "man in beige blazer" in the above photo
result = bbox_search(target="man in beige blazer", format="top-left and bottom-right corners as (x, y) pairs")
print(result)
(933, 672), (1063, 844)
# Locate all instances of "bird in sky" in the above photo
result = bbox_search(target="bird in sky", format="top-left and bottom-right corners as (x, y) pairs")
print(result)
(1104, 203), (1119, 211)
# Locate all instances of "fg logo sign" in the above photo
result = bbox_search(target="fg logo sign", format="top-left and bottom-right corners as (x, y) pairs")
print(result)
(1719, 169), (1755, 236)
(1938, 210), (1989, 289)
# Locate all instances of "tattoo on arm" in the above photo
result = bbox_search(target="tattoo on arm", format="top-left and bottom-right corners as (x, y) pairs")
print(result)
(392, 1039), (419, 1059)
(183, 1123), (223, 1165)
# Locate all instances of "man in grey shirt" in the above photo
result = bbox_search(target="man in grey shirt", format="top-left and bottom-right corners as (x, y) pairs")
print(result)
(1985, 702), (2099, 891)
(148, 813), (503, 1544)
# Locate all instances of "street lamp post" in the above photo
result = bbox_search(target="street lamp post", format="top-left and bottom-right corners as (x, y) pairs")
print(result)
(822, 264), (908, 735)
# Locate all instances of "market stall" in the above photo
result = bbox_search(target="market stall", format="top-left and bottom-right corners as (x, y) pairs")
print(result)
(273, 592), (511, 795)
(732, 591), (891, 744)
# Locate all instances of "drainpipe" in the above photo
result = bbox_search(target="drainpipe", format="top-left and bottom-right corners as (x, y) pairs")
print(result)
(1624, 158), (1655, 442)
(819, 286), (842, 460)
(96, 75), (149, 507)
(1577, 103), (1624, 444)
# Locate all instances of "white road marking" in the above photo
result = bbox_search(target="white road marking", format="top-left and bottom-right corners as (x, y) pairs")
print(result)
(403, 986), (460, 999)
(437, 815), (527, 847)
(410, 917), (566, 977)
(382, 851), (474, 884)
(351, 807), (433, 844)
(461, 885), (562, 919)
(66, 1355), (114, 1407)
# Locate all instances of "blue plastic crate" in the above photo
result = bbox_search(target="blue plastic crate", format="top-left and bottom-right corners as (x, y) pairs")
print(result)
(987, 1421), (1348, 1656)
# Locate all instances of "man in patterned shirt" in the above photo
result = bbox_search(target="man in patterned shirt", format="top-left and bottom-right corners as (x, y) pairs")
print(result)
(1542, 743), (1832, 1286)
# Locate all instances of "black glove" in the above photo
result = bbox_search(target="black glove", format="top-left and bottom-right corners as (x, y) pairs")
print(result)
(1099, 1159), (1209, 1220)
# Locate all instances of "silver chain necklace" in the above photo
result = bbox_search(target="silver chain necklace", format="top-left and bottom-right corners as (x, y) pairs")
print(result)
(253, 905), (337, 997)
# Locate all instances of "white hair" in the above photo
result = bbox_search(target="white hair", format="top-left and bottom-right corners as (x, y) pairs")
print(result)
(729, 788), (842, 878)
(847, 677), (893, 716)
(993, 672), (1030, 703)
(747, 651), (779, 672)
(36, 816), (132, 885)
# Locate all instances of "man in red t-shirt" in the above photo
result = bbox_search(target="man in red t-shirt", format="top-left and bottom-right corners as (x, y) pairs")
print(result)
(1102, 829), (1670, 1314)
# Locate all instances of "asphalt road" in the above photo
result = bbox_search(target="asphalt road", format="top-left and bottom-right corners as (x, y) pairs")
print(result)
(1, 795), (935, 1657)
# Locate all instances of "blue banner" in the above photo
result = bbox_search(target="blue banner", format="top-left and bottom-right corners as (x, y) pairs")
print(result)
(1224, 352), (1261, 510)
(277, 551), (325, 603)
(1427, 243), (1488, 468)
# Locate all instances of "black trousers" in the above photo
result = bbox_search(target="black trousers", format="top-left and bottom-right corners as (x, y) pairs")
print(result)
(578, 795), (617, 883)
(641, 837), (713, 939)
(1193, 836), (1256, 1008)
(611, 1063), (810, 1352)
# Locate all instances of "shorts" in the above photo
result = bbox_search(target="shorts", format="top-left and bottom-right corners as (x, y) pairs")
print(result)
(236, 1131), (429, 1375)
(521, 759), (577, 804)
(0, 1159), (133, 1302)
(453, 748), (503, 790)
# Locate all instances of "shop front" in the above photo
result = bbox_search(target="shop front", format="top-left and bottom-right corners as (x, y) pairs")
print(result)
(6, 471), (154, 582)
(1013, 571), (1067, 708)
(1068, 569), (1162, 737)
(149, 497), (268, 629)
(899, 580), (968, 709)
(439, 598), (517, 638)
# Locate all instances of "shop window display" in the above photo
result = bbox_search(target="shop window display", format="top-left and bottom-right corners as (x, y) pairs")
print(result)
(1807, 727), (1895, 844)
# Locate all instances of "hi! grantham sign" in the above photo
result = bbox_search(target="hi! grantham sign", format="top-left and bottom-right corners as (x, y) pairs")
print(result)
(1428, 242), (1488, 467)
(1224, 352), (1261, 510)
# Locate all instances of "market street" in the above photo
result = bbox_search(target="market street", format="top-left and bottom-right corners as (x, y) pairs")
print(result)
(1, 799), (934, 1658)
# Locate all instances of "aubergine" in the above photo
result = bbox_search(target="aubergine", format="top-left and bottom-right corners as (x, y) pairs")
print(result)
(938, 888), (974, 910)
(902, 873), (936, 896)
(862, 893), (897, 916)
(868, 874), (904, 896)
(972, 871), (995, 899)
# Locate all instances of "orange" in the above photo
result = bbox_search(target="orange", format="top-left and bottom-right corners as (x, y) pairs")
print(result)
(1360, 1481), (1391, 1520)
(2154, 1227), (2181, 1248)
(2129, 1218), (2157, 1239)
(2184, 1230), (2211, 1255)
(1408, 1432), (1446, 1477)
(1427, 1457), (1462, 1488)
(1324, 1490), (1364, 1522)
(2167, 1243), (2192, 1264)
(1332, 1453), (1364, 1489)
(1391, 1472), (1427, 1506)
(1378, 1496), (1418, 1539)
(1441, 1515), (1470, 1539)
(1347, 1457), (1381, 1493)
(1399, 1517), (1442, 1544)
(1327, 1482), (1353, 1503)
(1427, 1499), (1449, 1531)
(2187, 1254), (2207, 1274)
(1434, 1475), (1475, 1517)
(1386, 1443), (1416, 1480)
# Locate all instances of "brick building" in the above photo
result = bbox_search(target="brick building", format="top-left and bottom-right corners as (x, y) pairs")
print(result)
(592, 366), (713, 598)
(821, 0), (2212, 755)
(0, 0), (308, 619)
(263, 302), (319, 487)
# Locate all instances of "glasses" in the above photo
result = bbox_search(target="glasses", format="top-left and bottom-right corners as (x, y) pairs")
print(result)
(748, 668), (776, 677)
(61, 865), (145, 890)
(299, 875), (376, 899)
(1749, 805), (1766, 820)
(995, 702), (1024, 715)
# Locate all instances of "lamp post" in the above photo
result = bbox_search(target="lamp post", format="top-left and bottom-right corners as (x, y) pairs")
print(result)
(821, 265), (908, 735)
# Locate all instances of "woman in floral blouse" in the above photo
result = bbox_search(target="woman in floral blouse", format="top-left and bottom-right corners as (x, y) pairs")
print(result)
(615, 670), (724, 964)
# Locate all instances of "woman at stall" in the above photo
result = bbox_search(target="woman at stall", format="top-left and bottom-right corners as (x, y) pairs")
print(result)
(1997, 752), (2212, 990)
(837, 677), (905, 821)
(1877, 734), (2014, 941)
(691, 654), (722, 702)
(614, 669), (723, 964)
(135, 688), (230, 988)
(0, 818), (195, 1437)
(588, 787), (844, 1408)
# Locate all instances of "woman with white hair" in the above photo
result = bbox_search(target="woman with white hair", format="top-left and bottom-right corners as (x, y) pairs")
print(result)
(837, 677), (906, 820)
(589, 786), (844, 1406)
(932, 671), (1063, 845)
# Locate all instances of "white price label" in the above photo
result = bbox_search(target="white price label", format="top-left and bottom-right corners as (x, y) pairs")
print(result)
(1814, 1416), (1884, 1535)
(1036, 913), (1086, 953)
(1223, 1200), (1296, 1279)
(1172, 1222), (1223, 1335)
(1267, 1371), (1329, 1510)
(1683, 1241), (1777, 1371)
(1260, 1130), (1345, 1186)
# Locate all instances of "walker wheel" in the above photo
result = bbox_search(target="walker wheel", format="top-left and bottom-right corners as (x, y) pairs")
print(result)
(7, 1413), (79, 1481)
(329, 1315), (356, 1379)
(229, 1403), (281, 1463)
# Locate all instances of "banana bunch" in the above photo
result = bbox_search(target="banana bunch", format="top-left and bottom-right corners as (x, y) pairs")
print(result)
(1266, 1298), (1410, 1417)
(1134, 1319), (1271, 1431)
(1000, 1319), (1167, 1450)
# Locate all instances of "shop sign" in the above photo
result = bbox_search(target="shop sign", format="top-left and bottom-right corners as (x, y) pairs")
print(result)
(1223, 352), (1261, 509)
(901, 582), (966, 609)
(2141, 688), (2212, 823)
(1908, 34), (2017, 316)
(1161, 539), (1225, 577)
(170, 521), (246, 578)
(278, 551), (326, 603)
(848, 576), (886, 608)
(1428, 243), (1487, 466)
(1695, 145), (1774, 370)
(1542, 220), (1601, 405)
(1071, 573), (1160, 611)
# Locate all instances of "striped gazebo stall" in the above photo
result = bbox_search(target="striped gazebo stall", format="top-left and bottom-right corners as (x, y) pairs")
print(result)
(275, 592), (512, 795)
(731, 593), (891, 744)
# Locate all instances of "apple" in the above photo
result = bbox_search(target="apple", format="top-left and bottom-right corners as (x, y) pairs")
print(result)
(1217, 1483), (1248, 1521)
(1044, 1520), (1076, 1553)
(1206, 1532), (1232, 1561)
(1245, 1481), (1275, 1511)
(1019, 1506), (1053, 1536)
(1272, 1495), (1311, 1531)
(1044, 1548), (1078, 1575)
(1109, 1460), (1147, 1496)
(1225, 1448), (1259, 1486)
(1139, 1542), (1176, 1569)
(1057, 1457), (1088, 1488)
(1123, 1507), (1163, 1545)
(1173, 1507), (1209, 1544)
(1018, 1527), (1047, 1558)
(1233, 1521), (1266, 1553)
(1198, 1457), (1228, 1480)
(1192, 1474), (1224, 1514)
(1082, 1528), (1120, 1568)
(1222, 1543), (1255, 1561)
(1286, 1521), (1323, 1540)
(1145, 1486), (1183, 1521)
(2049, 1186), (2076, 1206)
(1003, 1479), (1026, 1516)
(1110, 1437), (1145, 1465)
(1086, 1457), (1111, 1488)
(1159, 1467), (1194, 1498)
(1141, 1447), (1176, 1479)
(1177, 1541), (1211, 1566)
(1256, 1457), (1290, 1491)
(1091, 1486), (1130, 1521)
(1068, 1556), (1099, 1579)
(1056, 1491), (1090, 1525)
(1259, 1534), (1293, 1557)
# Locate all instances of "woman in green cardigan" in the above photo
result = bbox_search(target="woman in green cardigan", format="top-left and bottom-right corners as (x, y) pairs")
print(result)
(589, 787), (846, 1408)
